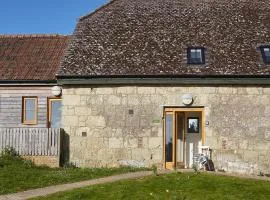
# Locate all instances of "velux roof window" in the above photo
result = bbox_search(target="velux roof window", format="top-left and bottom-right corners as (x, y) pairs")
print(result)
(187, 47), (205, 65)
(260, 46), (270, 64)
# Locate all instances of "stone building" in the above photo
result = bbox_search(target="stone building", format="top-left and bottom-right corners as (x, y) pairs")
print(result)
(58, 0), (270, 174)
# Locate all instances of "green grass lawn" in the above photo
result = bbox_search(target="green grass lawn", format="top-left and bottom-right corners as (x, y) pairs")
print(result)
(0, 151), (149, 195)
(35, 172), (270, 200)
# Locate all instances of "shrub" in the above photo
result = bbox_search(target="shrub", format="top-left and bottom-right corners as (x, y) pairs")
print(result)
(63, 162), (77, 169)
(152, 164), (158, 176)
(23, 159), (35, 168)
(1, 147), (19, 158)
(192, 164), (200, 174)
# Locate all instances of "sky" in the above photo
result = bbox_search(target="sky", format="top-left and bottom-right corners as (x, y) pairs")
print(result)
(0, 0), (109, 35)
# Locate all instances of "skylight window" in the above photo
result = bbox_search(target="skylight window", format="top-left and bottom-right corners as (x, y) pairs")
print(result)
(187, 47), (205, 65)
(260, 46), (270, 64)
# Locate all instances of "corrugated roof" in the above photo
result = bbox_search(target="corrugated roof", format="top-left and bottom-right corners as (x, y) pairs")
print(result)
(59, 0), (270, 77)
(0, 34), (70, 81)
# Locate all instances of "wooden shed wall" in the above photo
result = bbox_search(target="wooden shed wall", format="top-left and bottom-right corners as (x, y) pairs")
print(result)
(0, 86), (53, 128)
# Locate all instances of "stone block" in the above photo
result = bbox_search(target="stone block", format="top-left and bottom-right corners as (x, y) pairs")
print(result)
(200, 87), (217, 94)
(246, 87), (263, 95)
(124, 138), (138, 148)
(112, 129), (123, 137)
(127, 95), (140, 105)
(237, 87), (248, 94)
(63, 88), (75, 95)
(217, 87), (233, 94)
(74, 88), (91, 95)
(107, 95), (121, 105)
(62, 106), (75, 116)
(149, 137), (162, 149)
(131, 149), (150, 160)
(78, 116), (87, 127)
(137, 87), (156, 94)
(174, 87), (190, 93)
(264, 106), (270, 117)
(63, 116), (78, 126)
(86, 116), (106, 127)
(75, 107), (91, 116)
(63, 95), (80, 106)
(263, 87), (270, 94)
(150, 95), (166, 105)
(96, 88), (114, 94)
(158, 127), (163, 137)
(156, 87), (173, 94)
(109, 138), (123, 148)
(239, 140), (249, 150)
(88, 95), (104, 105)
(165, 94), (178, 105)
(117, 87), (137, 94)
(243, 150), (259, 162)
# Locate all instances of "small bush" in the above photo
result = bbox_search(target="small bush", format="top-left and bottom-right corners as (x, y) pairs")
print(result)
(63, 162), (77, 169)
(0, 160), (4, 168)
(192, 164), (200, 174)
(152, 164), (158, 176)
(1, 147), (19, 158)
(23, 159), (35, 168)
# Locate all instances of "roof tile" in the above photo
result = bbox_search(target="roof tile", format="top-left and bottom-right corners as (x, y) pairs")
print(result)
(59, 0), (270, 77)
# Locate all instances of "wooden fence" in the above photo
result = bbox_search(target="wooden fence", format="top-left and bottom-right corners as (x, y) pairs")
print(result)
(0, 128), (61, 156)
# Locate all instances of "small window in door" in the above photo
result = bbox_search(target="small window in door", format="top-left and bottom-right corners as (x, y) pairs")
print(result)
(48, 98), (62, 128)
(22, 97), (38, 125)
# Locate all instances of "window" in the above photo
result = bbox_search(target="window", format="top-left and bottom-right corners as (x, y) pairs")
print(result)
(260, 46), (270, 64)
(48, 98), (62, 128)
(22, 97), (37, 125)
(187, 47), (205, 64)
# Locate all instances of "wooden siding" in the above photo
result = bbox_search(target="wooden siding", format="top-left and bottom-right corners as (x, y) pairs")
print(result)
(0, 128), (61, 156)
(0, 86), (53, 128)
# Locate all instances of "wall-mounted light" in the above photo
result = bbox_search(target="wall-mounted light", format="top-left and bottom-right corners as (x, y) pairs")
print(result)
(51, 86), (62, 97)
(182, 94), (193, 106)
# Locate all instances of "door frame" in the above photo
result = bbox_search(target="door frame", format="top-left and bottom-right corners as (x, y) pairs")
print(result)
(163, 107), (205, 169)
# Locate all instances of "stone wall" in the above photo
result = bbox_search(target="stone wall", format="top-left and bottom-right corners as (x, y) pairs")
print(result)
(23, 156), (59, 168)
(62, 85), (270, 174)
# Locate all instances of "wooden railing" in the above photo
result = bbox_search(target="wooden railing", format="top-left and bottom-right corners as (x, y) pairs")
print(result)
(0, 128), (61, 156)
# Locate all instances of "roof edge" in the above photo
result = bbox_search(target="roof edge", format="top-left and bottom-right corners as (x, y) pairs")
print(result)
(0, 34), (70, 38)
(0, 80), (57, 84)
(57, 76), (270, 86)
(79, 0), (118, 21)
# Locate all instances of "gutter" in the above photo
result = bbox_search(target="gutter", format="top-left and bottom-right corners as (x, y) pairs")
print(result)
(57, 76), (270, 86)
(0, 80), (57, 86)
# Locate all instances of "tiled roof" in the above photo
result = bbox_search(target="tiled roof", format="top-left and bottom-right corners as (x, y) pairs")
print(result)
(0, 34), (69, 81)
(59, 0), (270, 77)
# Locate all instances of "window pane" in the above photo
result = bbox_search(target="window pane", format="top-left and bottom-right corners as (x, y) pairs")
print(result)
(24, 98), (36, 123)
(190, 49), (201, 56)
(26, 99), (35, 110)
(25, 110), (35, 121)
(51, 101), (62, 128)
(264, 48), (270, 56)
(165, 114), (173, 162)
(189, 48), (203, 64)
